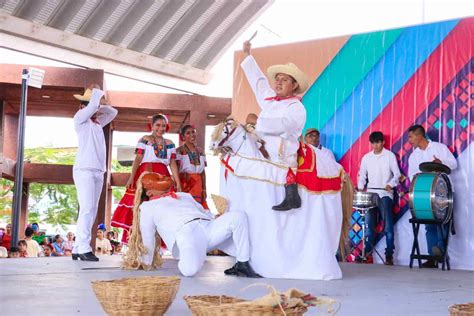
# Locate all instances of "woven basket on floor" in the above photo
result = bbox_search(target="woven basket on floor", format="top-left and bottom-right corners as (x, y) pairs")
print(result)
(449, 303), (474, 316)
(92, 276), (180, 316)
(184, 295), (308, 316)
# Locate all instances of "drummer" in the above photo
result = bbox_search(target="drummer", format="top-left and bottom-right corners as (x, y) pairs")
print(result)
(407, 124), (458, 268)
(304, 128), (336, 161)
(357, 131), (401, 265)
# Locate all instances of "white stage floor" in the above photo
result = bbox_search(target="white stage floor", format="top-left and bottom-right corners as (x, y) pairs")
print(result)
(0, 255), (472, 315)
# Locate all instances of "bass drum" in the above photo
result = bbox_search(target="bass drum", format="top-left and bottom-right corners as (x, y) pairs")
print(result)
(409, 172), (453, 224)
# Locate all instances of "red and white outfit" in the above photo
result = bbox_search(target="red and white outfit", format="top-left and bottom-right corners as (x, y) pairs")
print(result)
(176, 145), (208, 208)
(111, 138), (176, 242)
(240, 55), (306, 184)
(73, 89), (117, 254)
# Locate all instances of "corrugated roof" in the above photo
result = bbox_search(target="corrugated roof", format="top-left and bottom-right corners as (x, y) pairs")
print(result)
(0, 0), (272, 83)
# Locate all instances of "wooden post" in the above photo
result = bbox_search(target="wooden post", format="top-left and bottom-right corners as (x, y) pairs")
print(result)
(93, 123), (113, 248)
(190, 110), (207, 149)
(3, 113), (18, 160)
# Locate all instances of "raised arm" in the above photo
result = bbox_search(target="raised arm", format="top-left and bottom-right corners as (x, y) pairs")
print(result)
(240, 41), (275, 108)
(96, 105), (118, 127)
(73, 88), (104, 126)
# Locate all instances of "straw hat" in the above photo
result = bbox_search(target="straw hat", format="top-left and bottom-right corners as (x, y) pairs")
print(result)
(141, 173), (173, 192)
(267, 63), (310, 94)
(73, 89), (93, 102)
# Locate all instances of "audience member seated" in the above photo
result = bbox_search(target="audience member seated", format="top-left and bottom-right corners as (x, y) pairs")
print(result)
(31, 223), (46, 245)
(1, 223), (11, 249)
(24, 227), (42, 257)
(113, 242), (123, 255)
(9, 246), (20, 258)
(95, 228), (112, 255)
(18, 240), (28, 258)
(63, 232), (75, 253)
(42, 244), (52, 257)
(51, 235), (65, 256)
(64, 249), (72, 257)
(0, 246), (7, 258)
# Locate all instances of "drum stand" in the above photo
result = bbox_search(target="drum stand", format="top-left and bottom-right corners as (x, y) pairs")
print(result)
(356, 207), (385, 263)
(409, 218), (451, 271)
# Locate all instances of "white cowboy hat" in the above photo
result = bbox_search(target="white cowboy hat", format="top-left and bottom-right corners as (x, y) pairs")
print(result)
(267, 63), (310, 94)
(73, 89), (93, 102)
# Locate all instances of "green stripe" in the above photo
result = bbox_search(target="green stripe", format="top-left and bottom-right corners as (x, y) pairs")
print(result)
(302, 28), (403, 130)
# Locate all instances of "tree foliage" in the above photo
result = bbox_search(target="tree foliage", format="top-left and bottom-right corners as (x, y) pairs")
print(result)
(0, 147), (130, 229)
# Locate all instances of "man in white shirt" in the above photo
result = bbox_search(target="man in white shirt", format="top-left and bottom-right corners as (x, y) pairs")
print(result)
(71, 86), (117, 262)
(304, 128), (336, 161)
(137, 173), (261, 278)
(407, 125), (457, 268)
(357, 131), (401, 265)
(241, 40), (309, 211)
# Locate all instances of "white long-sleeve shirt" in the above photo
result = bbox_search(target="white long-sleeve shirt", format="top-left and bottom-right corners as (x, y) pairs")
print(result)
(357, 148), (401, 199)
(314, 145), (336, 161)
(408, 140), (458, 181)
(241, 55), (306, 168)
(73, 89), (118, 172)
(139, 193), (213, 256)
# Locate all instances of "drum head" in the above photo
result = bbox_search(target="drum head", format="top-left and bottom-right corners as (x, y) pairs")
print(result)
(420, 162), (451, 174)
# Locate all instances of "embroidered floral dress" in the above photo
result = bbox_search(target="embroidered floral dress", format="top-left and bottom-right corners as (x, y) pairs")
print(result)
(176, 145), (208, 208)
(111, 137), (176, 241)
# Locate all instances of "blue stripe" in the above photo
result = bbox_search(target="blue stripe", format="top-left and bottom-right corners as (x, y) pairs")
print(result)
(319, 19), (459, 159)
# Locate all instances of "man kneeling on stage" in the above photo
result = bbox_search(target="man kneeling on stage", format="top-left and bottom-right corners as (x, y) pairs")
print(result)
(136, 172), (261, 278)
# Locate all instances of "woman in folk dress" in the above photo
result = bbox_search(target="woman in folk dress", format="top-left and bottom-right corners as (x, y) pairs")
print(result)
(111, 114), (181, 243)
(176, 125), (209, 209)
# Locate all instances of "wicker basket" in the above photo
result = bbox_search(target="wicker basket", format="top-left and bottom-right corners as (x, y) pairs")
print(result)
(449, 303), (474, 316)
(92, 276), (180, 316)
(184, 295), (308, 316)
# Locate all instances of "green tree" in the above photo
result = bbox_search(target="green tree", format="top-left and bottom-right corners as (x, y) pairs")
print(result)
(0, 147), (130, 229)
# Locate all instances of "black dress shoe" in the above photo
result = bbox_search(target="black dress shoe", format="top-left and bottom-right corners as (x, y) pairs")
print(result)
(72, 253), (79, 261)
(272, 183), (301, 211)
(78, 252), (99, 262)
(225, 261), (262, 278)
(224, 263), (237, 275)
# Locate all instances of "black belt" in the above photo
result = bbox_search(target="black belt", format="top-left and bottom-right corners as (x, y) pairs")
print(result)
(185, 218), (211, 225)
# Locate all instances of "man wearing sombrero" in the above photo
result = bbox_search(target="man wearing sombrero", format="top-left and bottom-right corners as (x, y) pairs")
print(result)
(72, 86), (117, 261)
(241, 41), (309, 211)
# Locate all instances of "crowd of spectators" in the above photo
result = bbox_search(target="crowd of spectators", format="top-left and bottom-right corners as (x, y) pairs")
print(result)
(0, 223), (123, 258)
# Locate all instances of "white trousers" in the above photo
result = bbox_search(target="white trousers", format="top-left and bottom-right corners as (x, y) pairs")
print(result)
(72, 169), (104, 254)
(140, 211), (250, 277)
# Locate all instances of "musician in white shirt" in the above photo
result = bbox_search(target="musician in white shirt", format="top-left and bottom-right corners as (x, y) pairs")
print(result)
(407, 125), (458, 268)
(304, 128), (336, 161)
(357, 131), (401, 265)
(71, 87), (117, 262)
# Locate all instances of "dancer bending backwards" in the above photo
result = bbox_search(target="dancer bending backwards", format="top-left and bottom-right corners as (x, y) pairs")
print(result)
(123, 172), (261, 278)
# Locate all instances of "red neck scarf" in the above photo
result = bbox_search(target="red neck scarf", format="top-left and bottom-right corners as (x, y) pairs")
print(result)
(150, 191), (178, 200)
(264, 95), (301, 102)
